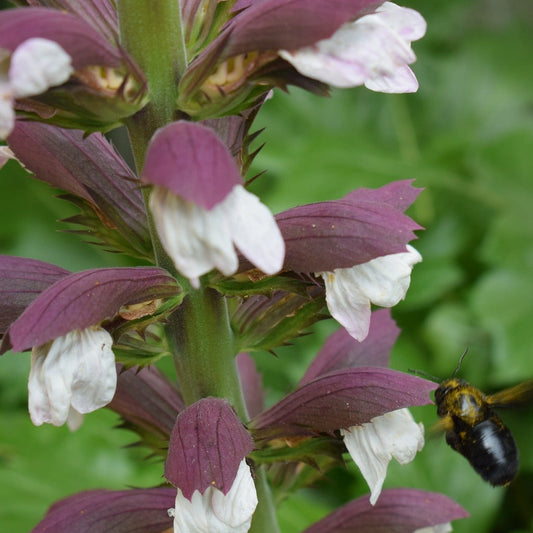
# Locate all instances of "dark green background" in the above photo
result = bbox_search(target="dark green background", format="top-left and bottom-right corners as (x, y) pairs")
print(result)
(1, 1), (533, 531)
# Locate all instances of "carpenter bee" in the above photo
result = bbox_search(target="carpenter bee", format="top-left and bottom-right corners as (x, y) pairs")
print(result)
(433, 353), (533, 486)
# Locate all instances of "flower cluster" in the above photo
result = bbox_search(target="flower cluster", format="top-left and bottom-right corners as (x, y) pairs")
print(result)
(0, 1), (468, 532)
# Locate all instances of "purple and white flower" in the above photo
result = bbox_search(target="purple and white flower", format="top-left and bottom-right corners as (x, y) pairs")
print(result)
(144, 121), (284, 288)
(271, 181), (422, 341)
(279, 2), (426, 93)
(0, 260), (180, 428)
(150, 183), (284, 288)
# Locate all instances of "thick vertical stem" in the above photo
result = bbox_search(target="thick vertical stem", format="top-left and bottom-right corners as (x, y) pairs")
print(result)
(117, 0), (186, 148)
(169, 283), (248, 419)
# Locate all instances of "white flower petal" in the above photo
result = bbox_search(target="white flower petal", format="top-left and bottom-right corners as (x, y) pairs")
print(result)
(321, 269), (371, 341)
(320, 245), (421, 341)
(66, 407), (84, 432)
(0, 144), (16, 171)
(375, 2), (427, 41)
(210, 461), (259, 528)
(9, 38), (73, 98)
(29, 338), (78, 426)
(172, 459), (258, 533)
(150, 186), (237, 282)
(0, 85), (15, 140)
(222, 185), (285, 275)
(365, 63), (419, 93)
(348, 245), (422, 307)
(414, 524), (453, 533)
(279, 46), (368, 89)
(28, 326), (116, 427)
(68, 328), (116, 413)
(341, 408), (424, 505)
(279, 2), (426, 93)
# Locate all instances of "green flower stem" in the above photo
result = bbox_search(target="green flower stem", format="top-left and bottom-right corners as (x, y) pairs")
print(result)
(169, 282), (248, 417)
(117, 0), (186, 144)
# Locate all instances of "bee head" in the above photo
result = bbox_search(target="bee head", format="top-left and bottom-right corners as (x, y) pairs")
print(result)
(435, 378), (468, 411)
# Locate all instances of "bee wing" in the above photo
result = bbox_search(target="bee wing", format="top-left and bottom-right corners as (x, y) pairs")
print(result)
(487, 379), (533, 408)
(428, 417), (453, 438)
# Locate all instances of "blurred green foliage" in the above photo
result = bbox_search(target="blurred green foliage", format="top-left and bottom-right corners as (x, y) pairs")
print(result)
(1, 0), (533, 531)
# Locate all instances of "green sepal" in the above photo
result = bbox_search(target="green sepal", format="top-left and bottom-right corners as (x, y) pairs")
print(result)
(59, 193), (154, 262)
(270, 455), (342, 503)
(232, 290), (327, 353)
(112, 326), (171, 369)
(185, 1), (235, 59)
(178, 82), (271, 121)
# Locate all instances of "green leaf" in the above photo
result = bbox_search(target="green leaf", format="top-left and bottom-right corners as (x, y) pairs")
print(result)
(0, 409), (162, 532)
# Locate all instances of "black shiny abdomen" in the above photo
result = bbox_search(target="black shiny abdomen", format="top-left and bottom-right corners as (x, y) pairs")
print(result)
(446, 415), (519, 486)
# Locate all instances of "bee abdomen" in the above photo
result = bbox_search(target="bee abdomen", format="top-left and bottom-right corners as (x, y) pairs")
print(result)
(448, 418), (519, 486)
